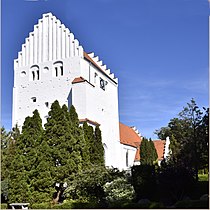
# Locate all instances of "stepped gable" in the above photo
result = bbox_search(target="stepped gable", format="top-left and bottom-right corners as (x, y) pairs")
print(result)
(84, 52), (118, 84)
(14, 13), (83, 69)
(153, 140), (166, 160)
(119, 122), (141, 148)
(14, 12), (118, 85)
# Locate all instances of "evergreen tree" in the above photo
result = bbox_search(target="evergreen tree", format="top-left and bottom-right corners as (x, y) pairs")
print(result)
(94, 125), (105, 165)
(149, 139), (158, 162)
(140, 138), (157, 165)
(8, 110), (44, 203)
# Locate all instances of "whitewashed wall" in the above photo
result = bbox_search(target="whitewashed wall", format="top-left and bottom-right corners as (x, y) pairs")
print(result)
(13, 13), (123, 169)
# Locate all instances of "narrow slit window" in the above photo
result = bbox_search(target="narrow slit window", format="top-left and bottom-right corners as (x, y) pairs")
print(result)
(55, 67), (58, 77)
(37, 70), (40, 80)
(60, 66), (63, 76)
(126, 150), (129, 167)
(32, 71), (35, 81)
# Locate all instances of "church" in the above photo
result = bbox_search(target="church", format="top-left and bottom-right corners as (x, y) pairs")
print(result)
(12, 13), (168, 170)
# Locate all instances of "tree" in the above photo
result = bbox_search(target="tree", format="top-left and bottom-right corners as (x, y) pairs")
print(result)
(140, 138), (157, 165)
(155, 99), (209, 181)
(8, 110), (45, 203)
(149, 139), (158, 163)
(94, 125), (105, 165)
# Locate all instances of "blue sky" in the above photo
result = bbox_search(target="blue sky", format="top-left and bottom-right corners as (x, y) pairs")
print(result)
(1, 0), (209, 138)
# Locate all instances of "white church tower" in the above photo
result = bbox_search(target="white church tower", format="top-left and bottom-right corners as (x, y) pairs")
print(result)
(12, 13), (122, 169)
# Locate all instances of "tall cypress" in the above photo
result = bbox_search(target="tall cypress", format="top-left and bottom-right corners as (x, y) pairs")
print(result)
(94, 125), (105, 165)
(8, 110), (44, 203)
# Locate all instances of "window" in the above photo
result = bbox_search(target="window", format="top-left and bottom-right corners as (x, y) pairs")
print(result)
(126, 150), (129, 167)
(31, 97), (36, 103)
(43, 66), (49, 73)
(100, 78), (105, 90)
(53, 61), (63, 77)
(20, 71), (26, 77)
(30, 65), (40, 81)
(94, 72), (98, 83)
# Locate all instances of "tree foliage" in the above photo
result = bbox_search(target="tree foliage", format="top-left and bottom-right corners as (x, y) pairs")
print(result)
(4, 100), (106, 204)
(140, 138), (157, 165)
(155, 99), (209, 180)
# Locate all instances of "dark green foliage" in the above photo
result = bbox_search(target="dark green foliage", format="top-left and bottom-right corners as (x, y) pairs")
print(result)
(94, 125), (105, 165)
(131, 165), (157, 201)
(8, 110), (47, 203)
(4, 100), (106, 204)
(149, 139), (158, 162)
(157, 164), (196, 205)
(174, 199), (209, 209)
(155, 99), (209, 181)
(31, 202), (51, 209)
(140, 138), (157, 165)
(0, 203), (7, 209)
(65, 165), (109, 202)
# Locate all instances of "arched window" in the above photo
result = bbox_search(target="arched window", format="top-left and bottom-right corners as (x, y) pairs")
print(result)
(30, 65), (39, 81)
(53, 61), (63, 77)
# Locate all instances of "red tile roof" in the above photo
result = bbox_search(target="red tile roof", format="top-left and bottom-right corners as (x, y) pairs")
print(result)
(72, 76), (85, 84)
(119, 122), (141, 148)
(72, 76), (95, 87)
(153, 140), (166, 160)
(79, 118), (100, 126)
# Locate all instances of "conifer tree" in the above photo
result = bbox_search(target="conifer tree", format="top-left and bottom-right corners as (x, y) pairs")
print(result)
(8, 110), (44, 203)
(149, 139), (158, 163)
(140, 138), (157, 165)
(94, 125), (105, 165)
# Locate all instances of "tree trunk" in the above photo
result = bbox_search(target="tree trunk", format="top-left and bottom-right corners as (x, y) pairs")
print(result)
(52, 190), (61, 204)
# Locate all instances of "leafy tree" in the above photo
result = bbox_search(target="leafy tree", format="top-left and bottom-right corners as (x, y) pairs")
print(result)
(155, 99), (209, 181)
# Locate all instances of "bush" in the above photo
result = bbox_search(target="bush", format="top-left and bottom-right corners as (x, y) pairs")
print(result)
(31, 202), (51, 209)
(1, 203), (7, 209)
(131, 165), (157, 201)
(103, 177), (135, 205)
(174, 199), (209, 208)
(52, 199), (100, 209)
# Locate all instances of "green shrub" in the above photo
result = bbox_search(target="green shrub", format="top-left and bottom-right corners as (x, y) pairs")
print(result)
(174, 199), (209, 208)
(1, 203), (7, 209)
(31, 202), (51, 209)
(103, 177), (135, 205)
(71, 200), (99, 209)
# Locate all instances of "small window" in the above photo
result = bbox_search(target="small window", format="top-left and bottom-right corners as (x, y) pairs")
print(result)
(43, 66), (49, 73)
(37, 70), (40, 80)
(60, 66), (63, 76)
(126, 150), (129, 167)
(55, 67), (58, 77)
(31, 97), (36, 103)
(30, 65), (39, 81)
(20, 71), (26, 77)
(32, 71), (35, 81)
(45, 102), (49, 108)
(100, 78), (105, 90)
(53, 61), (63, 77)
